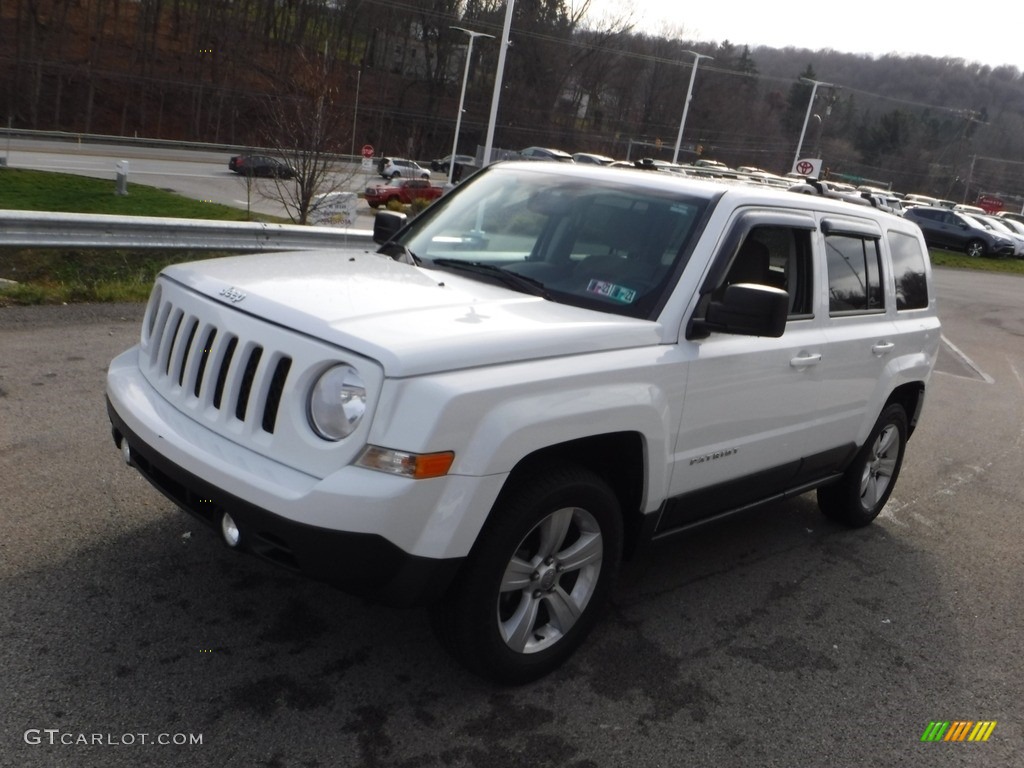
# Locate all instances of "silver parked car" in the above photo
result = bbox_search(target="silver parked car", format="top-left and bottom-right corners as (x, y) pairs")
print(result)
(378, 157), (430, 179)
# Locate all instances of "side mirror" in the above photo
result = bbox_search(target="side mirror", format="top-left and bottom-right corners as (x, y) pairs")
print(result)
(695, 283), (789, 338)
(373, 210), (408, 244)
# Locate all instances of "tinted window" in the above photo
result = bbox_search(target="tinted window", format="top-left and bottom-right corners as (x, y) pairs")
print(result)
(887, 230), (929, 310)
(826, 234), (884, 314)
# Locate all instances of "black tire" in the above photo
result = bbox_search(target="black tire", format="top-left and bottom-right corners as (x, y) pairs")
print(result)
(817, 403), (908, 527)
(965, 239), (986, 258)
(430, 465), (622, 685)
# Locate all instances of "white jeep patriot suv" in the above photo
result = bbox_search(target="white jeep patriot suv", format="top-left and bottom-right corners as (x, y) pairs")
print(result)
(107, 162), (940, 683)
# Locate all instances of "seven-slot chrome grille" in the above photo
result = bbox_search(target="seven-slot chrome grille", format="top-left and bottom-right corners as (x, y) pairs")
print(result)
(147, 302), (291, 436)
(137, 277), (379, 479)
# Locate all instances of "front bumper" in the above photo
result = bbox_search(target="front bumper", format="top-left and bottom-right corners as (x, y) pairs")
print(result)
(108, 396), (462, 607)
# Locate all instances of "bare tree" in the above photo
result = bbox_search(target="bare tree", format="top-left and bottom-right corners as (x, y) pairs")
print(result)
(256, 51), (356, 225)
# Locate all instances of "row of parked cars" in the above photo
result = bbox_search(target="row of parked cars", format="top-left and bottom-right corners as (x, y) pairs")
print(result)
(902, 205), (1024, 258)
(741, 174), (1024, 260)
(232, 149), (1024, 259)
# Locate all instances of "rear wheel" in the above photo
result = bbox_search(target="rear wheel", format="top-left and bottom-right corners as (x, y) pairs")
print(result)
(817, 403), (907, 527)
(430, 466), (622, 684)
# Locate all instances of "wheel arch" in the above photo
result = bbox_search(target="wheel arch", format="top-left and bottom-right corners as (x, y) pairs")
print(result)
(499, 432), (648, 559)
(885, 381), (926, 438)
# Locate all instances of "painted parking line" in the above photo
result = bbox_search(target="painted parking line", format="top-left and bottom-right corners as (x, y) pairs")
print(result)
(937, 334), (994, 383)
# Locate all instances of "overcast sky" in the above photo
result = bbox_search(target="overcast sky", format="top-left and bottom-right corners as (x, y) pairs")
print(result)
(580, 0), (1022, 71)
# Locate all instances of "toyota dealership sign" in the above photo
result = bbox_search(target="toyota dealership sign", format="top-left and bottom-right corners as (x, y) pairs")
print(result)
(792, 157), (823, 178)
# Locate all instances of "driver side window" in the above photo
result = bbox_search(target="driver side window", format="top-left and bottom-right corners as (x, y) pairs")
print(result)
(723, 226), (814, 318)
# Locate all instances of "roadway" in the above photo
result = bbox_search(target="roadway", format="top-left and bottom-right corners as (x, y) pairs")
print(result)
(1, 137), (393, 221)
(0, 268), (1021, 767)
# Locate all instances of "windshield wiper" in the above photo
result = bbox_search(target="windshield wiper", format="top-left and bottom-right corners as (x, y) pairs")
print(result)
(378, 242), (420, 265)
(428, 259), (548, 297)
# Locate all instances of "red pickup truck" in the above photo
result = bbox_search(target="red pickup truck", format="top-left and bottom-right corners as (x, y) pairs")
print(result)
(364, 178), (444, 208)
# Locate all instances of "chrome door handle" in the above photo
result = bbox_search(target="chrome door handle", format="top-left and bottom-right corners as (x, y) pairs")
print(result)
(790, 353), (822, 368)
(872, 341), (896, 355)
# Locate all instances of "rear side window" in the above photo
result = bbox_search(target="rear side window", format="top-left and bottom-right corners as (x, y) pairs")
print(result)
(826, 233), (884, 314)
(887, 230), (930, 310)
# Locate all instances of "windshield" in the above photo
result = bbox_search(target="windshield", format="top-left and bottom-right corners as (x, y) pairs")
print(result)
(397, 164), (711, 319)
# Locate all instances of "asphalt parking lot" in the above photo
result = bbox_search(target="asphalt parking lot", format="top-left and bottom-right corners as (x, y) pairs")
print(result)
(1, 268), (1021, 768)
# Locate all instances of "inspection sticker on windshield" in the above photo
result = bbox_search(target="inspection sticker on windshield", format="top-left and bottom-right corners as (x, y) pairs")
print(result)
(586, 279), (637, 304)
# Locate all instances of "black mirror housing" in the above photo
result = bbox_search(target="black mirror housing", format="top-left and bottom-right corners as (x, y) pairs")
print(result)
(699, 283), (789, 338)
(373, 210), (408, 244)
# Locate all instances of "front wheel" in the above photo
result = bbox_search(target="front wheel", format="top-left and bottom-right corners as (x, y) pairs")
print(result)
(817, 403), (908, 527)
(965, 238), (987, 258)
(431, 466), (622, 684)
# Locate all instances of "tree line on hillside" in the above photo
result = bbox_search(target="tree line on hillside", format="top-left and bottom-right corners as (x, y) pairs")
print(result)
(3, 0), (1024, 204)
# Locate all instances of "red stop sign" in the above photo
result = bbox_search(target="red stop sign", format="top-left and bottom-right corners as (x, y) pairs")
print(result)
(361, 144), (374, 159)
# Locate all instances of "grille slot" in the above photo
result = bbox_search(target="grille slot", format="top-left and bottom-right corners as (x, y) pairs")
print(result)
(235, 346), (263, 422)
(213, 336), (238, 410)
(162, 310), (184, 376)
(263, 357), (292, 434)
(193, 329), (217, 398)
(177, 319), (199, 387)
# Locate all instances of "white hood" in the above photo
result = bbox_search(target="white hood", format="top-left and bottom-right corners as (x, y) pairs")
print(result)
(162, 248), (663, 377)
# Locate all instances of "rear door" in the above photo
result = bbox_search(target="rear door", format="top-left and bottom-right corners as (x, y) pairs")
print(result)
(815, 214), (897, 454)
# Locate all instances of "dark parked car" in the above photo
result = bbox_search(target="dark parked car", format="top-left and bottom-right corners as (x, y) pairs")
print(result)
(572, 152), (615, 165)
(903, 206), (1015, 258)
(518, 146), (574, 162)
(228, 154), (296, 179)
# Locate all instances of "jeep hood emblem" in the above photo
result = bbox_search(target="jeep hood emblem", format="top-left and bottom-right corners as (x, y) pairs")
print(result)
(218, 286), (247, 303)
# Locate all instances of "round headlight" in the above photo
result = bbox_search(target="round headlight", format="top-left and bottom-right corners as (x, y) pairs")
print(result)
(308, 364), (367, 441)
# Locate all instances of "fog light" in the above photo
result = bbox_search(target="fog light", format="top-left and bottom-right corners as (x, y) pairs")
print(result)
(121, 439), (132, 466)
(221, 513), (241, 548)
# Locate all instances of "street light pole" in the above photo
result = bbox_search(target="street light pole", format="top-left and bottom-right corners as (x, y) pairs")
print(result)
(483, 0), (515, 167)
(448, 27), (493, 185)
(672, 52), (713, 165)
(350, 68), (361, 159)
(792, 77), (833, 174)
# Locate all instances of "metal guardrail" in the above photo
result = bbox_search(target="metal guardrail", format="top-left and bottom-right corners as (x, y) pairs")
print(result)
(0, 210), (374, 251)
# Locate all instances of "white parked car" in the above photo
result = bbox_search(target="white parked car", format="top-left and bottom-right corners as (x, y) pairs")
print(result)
(378, 157), (430, 179)
(107, 162), (941, 683)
